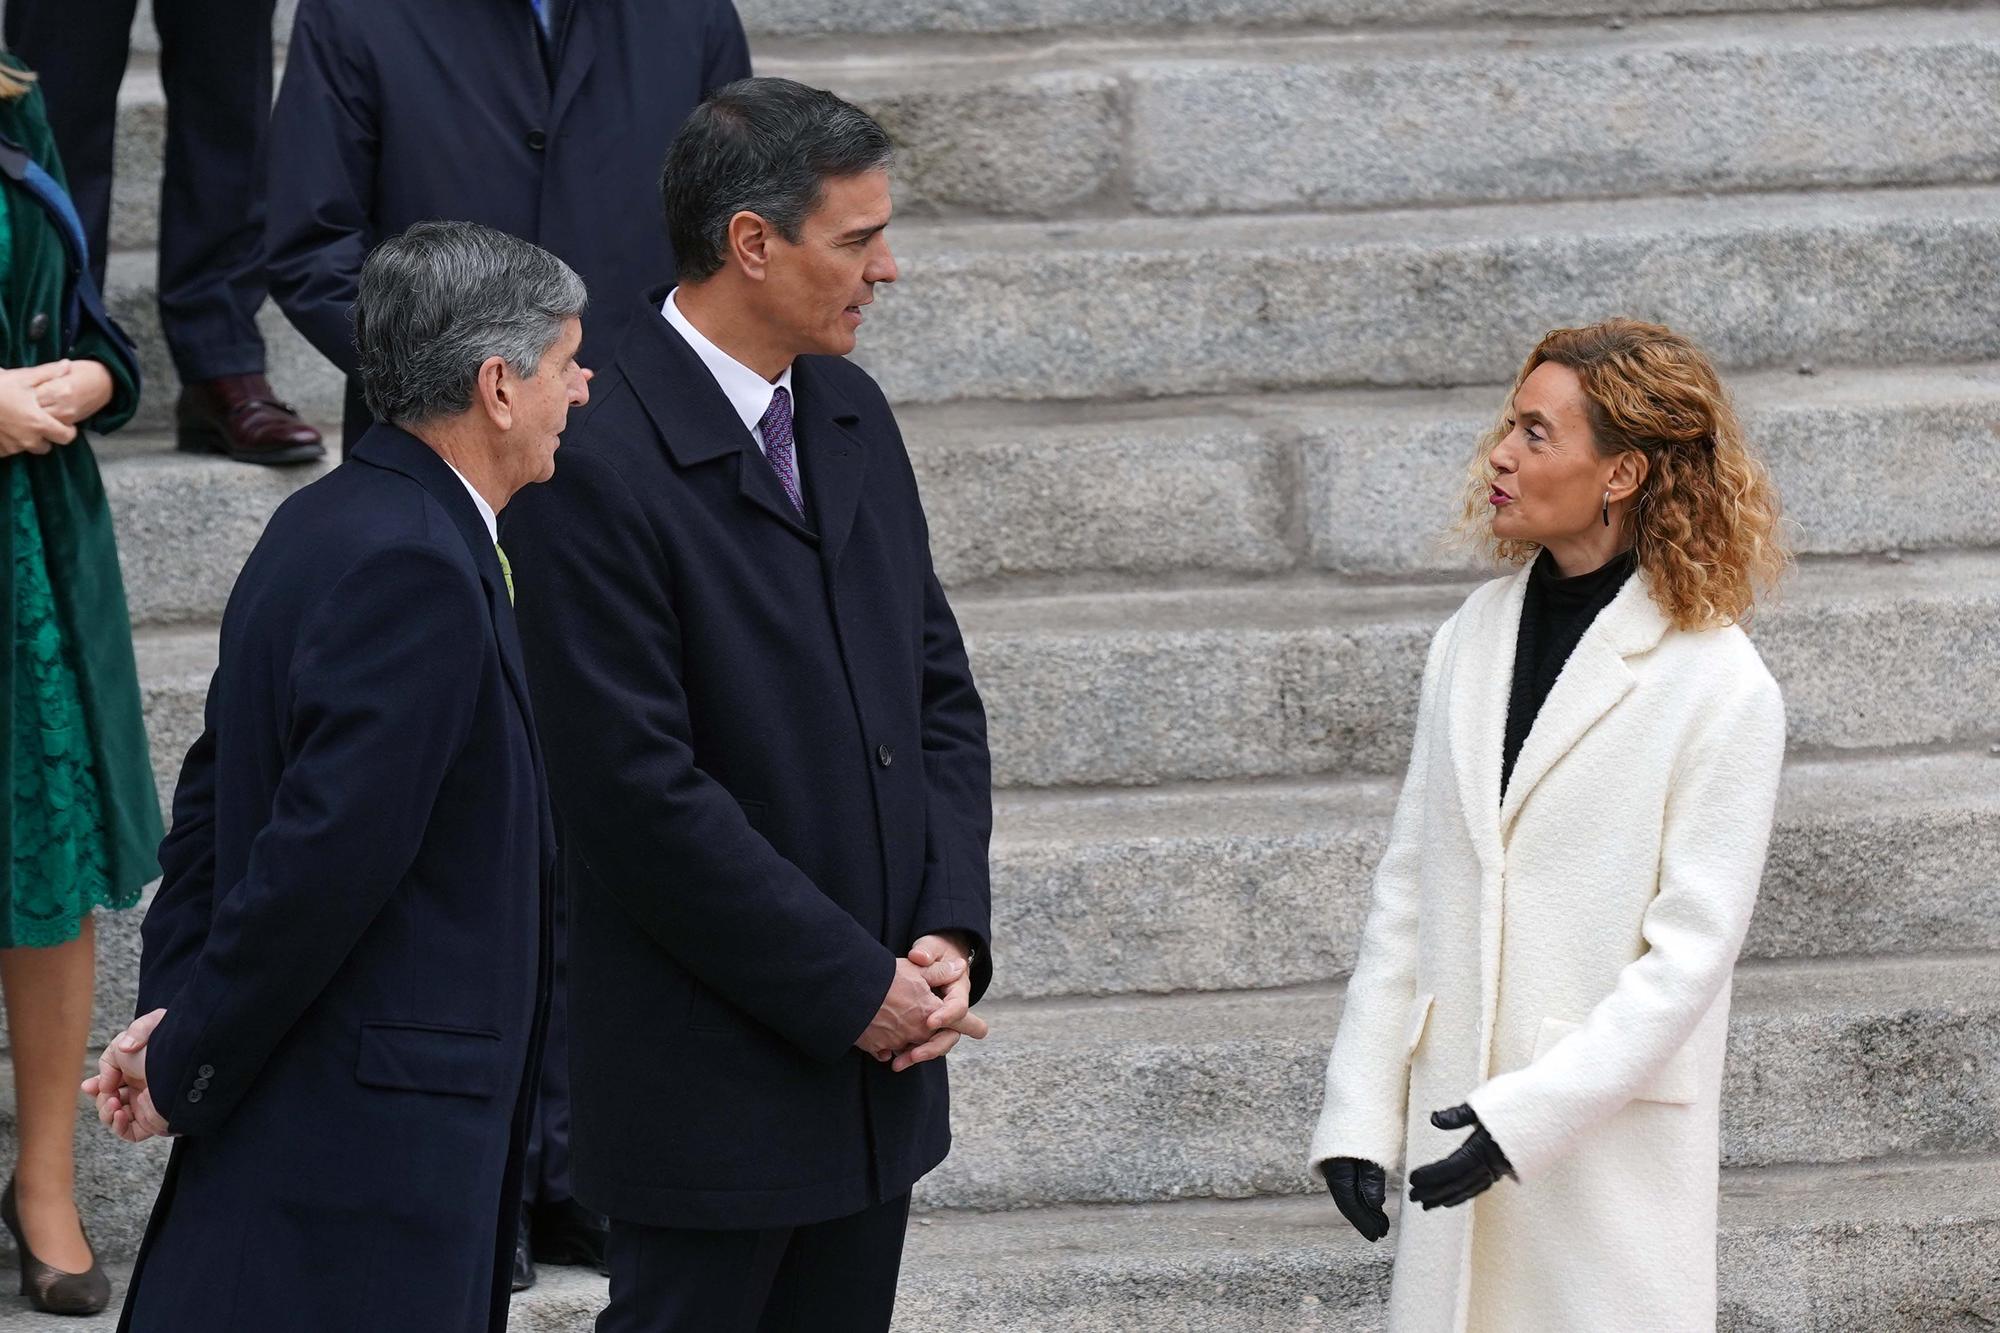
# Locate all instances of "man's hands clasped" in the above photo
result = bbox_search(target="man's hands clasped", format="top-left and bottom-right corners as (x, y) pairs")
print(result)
(80, 1008), (174, 1144)
(855, 932), (988, 1071)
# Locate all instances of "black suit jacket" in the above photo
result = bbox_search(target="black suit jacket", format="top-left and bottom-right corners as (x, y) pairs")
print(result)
(502, 292), (993, 1230)
(264, 0), (750, 439)
(121, 428), (554, 1333)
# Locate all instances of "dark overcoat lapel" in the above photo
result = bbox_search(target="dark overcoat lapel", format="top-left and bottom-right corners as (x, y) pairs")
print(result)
(352, 431), (557, 865)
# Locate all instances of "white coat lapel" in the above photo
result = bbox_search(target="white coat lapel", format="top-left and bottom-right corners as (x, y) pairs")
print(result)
(1447, 568), (1527, 882)
(1497, 571), (1672, 837)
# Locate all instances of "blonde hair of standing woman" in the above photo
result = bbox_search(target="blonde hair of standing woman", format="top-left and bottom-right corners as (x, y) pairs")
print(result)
(1457, 318), (1791, 631)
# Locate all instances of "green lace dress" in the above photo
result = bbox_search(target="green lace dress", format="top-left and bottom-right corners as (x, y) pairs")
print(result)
(0, 126), (161, 947)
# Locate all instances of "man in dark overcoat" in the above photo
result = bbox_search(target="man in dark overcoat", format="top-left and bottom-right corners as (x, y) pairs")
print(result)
(265, 0), (750, 451)
(264, 7), (751, 1275)
(85, 222), (590, 1333)
(501, 79), (994, 1332)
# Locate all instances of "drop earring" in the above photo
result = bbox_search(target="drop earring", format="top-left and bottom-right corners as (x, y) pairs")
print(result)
(1602, 490), (1611, 527)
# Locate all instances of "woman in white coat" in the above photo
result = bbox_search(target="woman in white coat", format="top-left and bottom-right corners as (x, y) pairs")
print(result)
(1308, 319), (1791, 1332)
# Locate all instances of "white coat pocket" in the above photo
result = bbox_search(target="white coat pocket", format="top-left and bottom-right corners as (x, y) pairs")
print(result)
(1405, 993), (1436, 1059)
(1533, 1016), (1700, 1105)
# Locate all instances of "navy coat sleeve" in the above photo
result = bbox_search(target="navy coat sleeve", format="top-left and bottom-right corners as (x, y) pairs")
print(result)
(506, 448), (898, 1064)
(141, 545), (488, 1135)
(703, 0), (752, 91)
(911, 566), (994, 1003)
(135, 683), (221, 1016)
(263, 0), (375, 376)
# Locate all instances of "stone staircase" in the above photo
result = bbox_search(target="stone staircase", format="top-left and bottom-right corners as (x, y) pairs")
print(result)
(1, 0), (1996, 1327)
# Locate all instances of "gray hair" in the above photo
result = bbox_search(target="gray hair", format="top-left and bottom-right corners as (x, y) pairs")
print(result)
(662, 78), (893, 283)
(354, 221), (587, 427)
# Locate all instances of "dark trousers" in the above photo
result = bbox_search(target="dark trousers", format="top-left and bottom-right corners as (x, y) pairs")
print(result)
(4, 0), (273, 382)
(597, 1194), (911, 1333)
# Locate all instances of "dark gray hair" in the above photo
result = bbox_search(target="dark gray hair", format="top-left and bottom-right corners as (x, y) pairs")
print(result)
(354, 221), (587, 427)
(662, 78), (893, 283)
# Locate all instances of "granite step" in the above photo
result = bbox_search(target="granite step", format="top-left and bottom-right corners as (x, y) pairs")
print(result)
(129, 550), (2000, 793)
(87, 361), (2000, 623)
(919, 952), (2000, 1209)
(729, 0), (1950, 39)
(14, 951), (2000, 1259)
(101, 185), (2000, 423)
(537, 1157), (2000, 1331)
(987, 747), (2000, 999)
(107, 10), (2000, 243)
(779, 9), (2000, 219)
(121, 0), (1952, 53)
(848, 184), (2000, 405)
(68, 745), (1998, 1045)
(95, 435), (333, 630)
(12, 1157), (1999, 1329)
(955, 550), (2000, 787)
(904, 362), (2000, 592)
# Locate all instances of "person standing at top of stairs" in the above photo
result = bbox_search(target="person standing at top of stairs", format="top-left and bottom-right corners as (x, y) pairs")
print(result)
(257, 0), (751, 1293)
(1, 0), (326, 465)
(262, 0), (751, 456)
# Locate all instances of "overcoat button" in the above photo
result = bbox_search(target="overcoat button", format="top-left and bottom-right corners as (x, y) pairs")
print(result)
(876, 745), (894, 768)
(25, 312), (49, 340)
(525, 128), (548, 151)
(193, 1076), (211, 1090)
(186, 1089), (204, 1104)
(197, 1064), (215, 1079)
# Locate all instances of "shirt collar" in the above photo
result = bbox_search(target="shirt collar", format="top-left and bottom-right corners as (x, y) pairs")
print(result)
(440, 457), (499, 544)
(661, 287), (795, 437)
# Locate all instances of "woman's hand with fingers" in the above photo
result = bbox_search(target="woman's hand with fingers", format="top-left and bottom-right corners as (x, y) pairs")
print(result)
(0, 362), (79, 455)
(33, 358), (115, 426)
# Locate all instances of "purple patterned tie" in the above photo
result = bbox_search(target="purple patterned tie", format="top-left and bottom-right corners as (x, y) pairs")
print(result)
(757, 386), (804, 516)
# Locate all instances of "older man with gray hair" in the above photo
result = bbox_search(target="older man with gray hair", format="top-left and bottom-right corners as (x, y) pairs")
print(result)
(84, 220), (590, 1333)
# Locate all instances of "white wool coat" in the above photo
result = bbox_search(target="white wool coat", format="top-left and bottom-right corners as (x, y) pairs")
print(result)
(1308, 564), (1786, 1333)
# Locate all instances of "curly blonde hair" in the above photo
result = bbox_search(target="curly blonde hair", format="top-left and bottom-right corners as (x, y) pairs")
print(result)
(1456, 319), (1790, 631)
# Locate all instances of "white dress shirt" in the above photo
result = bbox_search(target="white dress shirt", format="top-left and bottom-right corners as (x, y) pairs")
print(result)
(660, 288), (801, 492)
(441, 458), (499, 544)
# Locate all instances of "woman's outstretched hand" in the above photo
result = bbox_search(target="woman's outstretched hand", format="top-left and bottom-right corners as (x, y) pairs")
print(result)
(1407, 1104), (1513, 1210)
(1325, 1156), (1390, 1242)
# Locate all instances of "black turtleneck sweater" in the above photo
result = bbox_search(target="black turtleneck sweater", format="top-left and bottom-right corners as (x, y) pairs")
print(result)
(1501, 547), (1638, 799)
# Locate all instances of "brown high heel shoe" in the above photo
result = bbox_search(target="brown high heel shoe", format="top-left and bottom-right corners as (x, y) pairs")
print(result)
(1, 1175), (112, 1315)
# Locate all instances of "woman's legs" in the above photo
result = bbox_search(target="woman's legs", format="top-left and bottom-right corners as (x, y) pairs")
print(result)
(1, 912), (99, 1271)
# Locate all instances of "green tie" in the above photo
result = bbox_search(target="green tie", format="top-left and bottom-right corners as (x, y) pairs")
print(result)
(495, 543), (515, 605)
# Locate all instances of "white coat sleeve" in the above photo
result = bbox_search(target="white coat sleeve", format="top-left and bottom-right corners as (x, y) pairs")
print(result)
(1465, 663), (1786, 1181)
(1308, 616), (1456, 1180)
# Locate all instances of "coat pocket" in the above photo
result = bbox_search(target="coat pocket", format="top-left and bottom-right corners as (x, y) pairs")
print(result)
(356, 1022), (506, 1098)
(1532, 1016), (1701, 1106)
(1404, 993), (1436, 1058)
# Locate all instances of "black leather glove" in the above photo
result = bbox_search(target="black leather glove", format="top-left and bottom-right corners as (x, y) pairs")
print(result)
(1324, 1156), (1390, 1242)
(1407, 1104), (1514, 1210)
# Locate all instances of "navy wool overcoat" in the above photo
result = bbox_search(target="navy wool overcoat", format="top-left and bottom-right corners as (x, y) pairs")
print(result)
(264, 0), (751, 435)
(501, 292), (994, 1231)
(120, 427), (554, 1333)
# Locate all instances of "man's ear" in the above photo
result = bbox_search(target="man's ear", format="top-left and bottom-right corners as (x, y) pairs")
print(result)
(474, 355), (513, 431)
(727, 210), (774, 282)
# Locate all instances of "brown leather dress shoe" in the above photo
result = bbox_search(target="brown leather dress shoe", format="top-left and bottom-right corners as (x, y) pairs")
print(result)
(175, 373), (326, 465)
